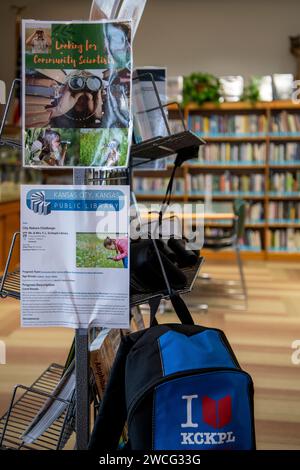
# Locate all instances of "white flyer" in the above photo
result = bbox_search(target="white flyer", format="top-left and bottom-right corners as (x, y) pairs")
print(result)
(21, 184), (130, 329)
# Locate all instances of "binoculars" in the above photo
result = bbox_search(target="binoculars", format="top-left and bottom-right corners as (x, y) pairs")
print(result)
(68, 75), (103, 94)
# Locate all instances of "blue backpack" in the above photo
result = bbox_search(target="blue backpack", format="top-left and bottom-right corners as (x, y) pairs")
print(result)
(89, 295), (256, 451)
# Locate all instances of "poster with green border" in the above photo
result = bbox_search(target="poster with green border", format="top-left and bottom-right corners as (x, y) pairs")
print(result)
(22, 20), (132, 169)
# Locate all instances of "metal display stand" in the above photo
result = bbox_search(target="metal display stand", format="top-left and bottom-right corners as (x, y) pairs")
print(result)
(73, 169), (90, 450)
(72, 167), (131, 449)
(0, 79), (21, 149)
(0, 70), (205, 449)
(131, 72), (205, 168)
(0, 233), (203, 450)
(0, 364), (75, 450)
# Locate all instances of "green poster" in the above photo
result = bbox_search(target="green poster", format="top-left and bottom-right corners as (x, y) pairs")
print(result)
(22, 20), (132, 169)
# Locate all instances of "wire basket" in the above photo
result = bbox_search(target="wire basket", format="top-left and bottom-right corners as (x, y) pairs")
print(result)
(0, 363), (75, 450)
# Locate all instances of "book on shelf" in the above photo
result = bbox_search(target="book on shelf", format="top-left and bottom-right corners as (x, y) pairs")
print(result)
(186, 173), (265, 195)
(134, 177), (185, 195)
(89, 328), (128, 446)
(242, 229), (263, 251)
(270, 111), (300, 134)
(269, 143), (300, 164)
(269, 171), (300, 193)
(188, 113), (267, 136)
(90, 328), (122, 400)
(268, 201), (300, 222)
(197, 143), (265, 165)
(268, 228), (300, 251)
(246, 202), (264, 224)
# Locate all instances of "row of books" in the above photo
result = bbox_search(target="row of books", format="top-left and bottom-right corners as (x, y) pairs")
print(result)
(269, 143), (300, 163)
(204, 226), (262, 250)
(188, 114), (268, 135)
(268, 229), (300, 251)
(205, 227), (300, 251)
(183, 201), (300, 225)
(134, 175), (300, 199)
(134, 177), (185, 195)
(187, 173), (265, 194)
(197, 143), (266, 164)
(268, 202), (300, 222)
(269, 171), (300, 193)
(271, 112), (300, 134)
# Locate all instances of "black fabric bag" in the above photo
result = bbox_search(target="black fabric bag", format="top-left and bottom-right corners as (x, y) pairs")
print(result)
(167, 238), (199, 268)
(88, 295), (256, 451)
(130, 240), (187, 293)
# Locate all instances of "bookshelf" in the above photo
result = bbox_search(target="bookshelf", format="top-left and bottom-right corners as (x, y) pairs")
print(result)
(134, 100), (300, 259)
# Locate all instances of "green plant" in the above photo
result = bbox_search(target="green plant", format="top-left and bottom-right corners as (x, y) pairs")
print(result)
(242, 77), (260, 103)
(79, 129), (128, 166)
(183, 72), (221, 106)
(76, 233), (123, 269)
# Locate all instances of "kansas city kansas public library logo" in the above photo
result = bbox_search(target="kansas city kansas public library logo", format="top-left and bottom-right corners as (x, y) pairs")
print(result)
(181, 394), (235, 445)
(30, 191), (51, 215)
(26, 189), (124, 214)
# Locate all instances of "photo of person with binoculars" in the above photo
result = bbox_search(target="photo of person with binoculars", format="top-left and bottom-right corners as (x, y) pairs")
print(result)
(28, 129), (68, 166)
(25, 67), (130, 130)
(25, 28), (52, 54)
(50, 70), (105, 128)
(24, 127), (80, 167)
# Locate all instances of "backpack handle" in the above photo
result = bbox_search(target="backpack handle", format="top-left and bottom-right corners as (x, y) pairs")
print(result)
(170, 292), (194, 325)
(149, 292), (194, 327)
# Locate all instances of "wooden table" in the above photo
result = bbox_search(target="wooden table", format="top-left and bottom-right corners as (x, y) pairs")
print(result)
(139, 211), (235, 221)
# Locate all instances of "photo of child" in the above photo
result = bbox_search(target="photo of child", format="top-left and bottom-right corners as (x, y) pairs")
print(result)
(79, 128), (128, 167)
(24, 128), (80, 166)
(103, 236), (128, 268)
(32, 129), (66, 166)
(76, 233), (128, 269)
(103, 140), (121, 167)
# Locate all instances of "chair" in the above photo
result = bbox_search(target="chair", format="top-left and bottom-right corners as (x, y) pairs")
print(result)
(198, 199), (247, 308)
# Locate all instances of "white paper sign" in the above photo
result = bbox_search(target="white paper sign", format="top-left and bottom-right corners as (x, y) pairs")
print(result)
(21, 184), (130, 329)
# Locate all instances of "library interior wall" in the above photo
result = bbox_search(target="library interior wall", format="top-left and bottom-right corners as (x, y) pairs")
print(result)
(1, 0), (300, 88)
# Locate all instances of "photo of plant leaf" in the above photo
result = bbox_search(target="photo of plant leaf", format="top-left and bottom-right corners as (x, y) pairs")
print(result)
(76, 233), (126, 269)
(80, 128), (128, 167)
